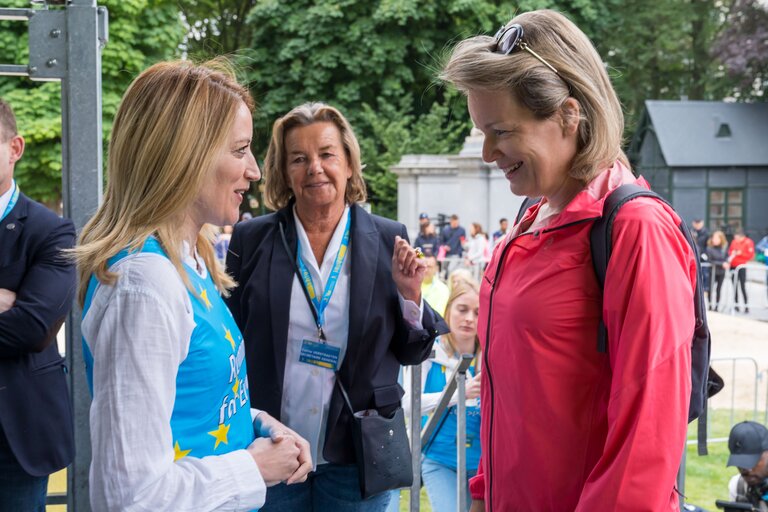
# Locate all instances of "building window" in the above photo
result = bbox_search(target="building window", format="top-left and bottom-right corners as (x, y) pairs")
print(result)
(709, 189), (743, 232)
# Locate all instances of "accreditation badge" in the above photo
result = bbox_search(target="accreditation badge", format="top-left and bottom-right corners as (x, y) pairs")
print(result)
(299, 338), (341, 371)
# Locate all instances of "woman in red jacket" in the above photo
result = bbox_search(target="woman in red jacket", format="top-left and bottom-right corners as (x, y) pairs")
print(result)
(440, 9), (697, 512)
(728, 229), (756, 313)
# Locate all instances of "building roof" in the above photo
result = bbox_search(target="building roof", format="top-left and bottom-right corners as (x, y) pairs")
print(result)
(635, 100), (768, 167)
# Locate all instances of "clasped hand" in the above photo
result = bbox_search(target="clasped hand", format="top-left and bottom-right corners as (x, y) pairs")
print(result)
(248, 412), (312, 486)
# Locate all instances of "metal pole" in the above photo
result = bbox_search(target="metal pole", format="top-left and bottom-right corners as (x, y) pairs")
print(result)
(456, 357), (470, 512)
(409, 364), (422, 512)
(61, 2), (107, 511)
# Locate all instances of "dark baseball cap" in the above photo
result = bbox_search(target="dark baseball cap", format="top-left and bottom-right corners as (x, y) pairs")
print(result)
(419, 212), (429, 220)
(727, 421), (768, 469)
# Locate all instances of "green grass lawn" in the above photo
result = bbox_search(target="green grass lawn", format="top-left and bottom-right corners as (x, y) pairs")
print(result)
(682, 408), (764, 511)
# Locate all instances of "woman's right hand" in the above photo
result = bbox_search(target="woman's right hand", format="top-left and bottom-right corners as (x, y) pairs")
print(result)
(246, 436), (301, 486)
(466, 371), (482, 400)
(470, 499), (485, 512)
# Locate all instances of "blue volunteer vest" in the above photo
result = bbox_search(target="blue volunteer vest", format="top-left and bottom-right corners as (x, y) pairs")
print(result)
(422, 344), (482, 471)
(83, 238), (254, 461)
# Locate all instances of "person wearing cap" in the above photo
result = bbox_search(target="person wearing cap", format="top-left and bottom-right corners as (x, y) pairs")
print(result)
(727, 421), (768, 509)
(415, 214), (439, 258)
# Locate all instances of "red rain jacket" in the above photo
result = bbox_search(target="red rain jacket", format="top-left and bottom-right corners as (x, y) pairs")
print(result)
(470, 161), (696, 511)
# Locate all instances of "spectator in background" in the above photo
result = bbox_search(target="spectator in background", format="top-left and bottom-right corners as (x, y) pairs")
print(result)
(418, 212), (431, 230)
(756, 230), (768, 301)
(692, 219), (710, 295)
(214, 224), (233, 263)
(440, 214), (466, 274)
(691, 219), (709, 255)
(464, 223), (490, 281)
(704, 230), (729, 311)
(239, 211), (253, 222)
(448, 268), (474, 293)
(492, 218), (508, 245)
(726, 421), (768, 509)
(728, 228), (755, 313)
(421, 255), (450, 316)
(415, 220), (439, 258)
(404, 280), (482, 512)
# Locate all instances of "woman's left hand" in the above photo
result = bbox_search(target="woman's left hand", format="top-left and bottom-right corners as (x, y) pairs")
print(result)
(254, 412), (313, 484)
(392, 235), (426, 303)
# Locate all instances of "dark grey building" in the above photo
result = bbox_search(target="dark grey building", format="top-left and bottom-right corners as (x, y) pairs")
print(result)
(629, 100), (768, 239)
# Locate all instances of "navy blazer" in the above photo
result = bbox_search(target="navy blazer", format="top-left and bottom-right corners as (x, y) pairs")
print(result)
(0, 192), (76, 476)
(226, 203), (448, 464)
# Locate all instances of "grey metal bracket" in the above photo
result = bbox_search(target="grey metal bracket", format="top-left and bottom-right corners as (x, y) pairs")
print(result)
(420, 353), (474, 450)
(0, 6), (107, 81)
(29, 9), (67, 80)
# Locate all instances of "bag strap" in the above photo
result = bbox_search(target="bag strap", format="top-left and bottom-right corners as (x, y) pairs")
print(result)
(334, 374), (355, 416)
(590, 184), (667, 352)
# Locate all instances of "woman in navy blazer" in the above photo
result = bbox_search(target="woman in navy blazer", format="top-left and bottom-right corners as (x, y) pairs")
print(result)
(226, 102), (447, 511)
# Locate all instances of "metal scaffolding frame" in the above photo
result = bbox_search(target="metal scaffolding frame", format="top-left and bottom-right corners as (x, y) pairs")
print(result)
(0, 1), (107, 509)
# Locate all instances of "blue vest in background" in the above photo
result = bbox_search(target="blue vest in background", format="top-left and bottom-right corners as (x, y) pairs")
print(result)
(83, 238), (254, 461)
(422, 347), (482, 471)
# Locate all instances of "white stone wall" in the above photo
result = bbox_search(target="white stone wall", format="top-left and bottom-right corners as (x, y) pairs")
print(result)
(391, 129), (524, 240)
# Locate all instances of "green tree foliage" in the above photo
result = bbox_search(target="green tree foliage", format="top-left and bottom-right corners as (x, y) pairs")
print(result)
(595, 0), (741, 135)
(234, 0), (522, 218)
(180, 0), (633, 218)
(0, 0), (185, 206)
(711, 0), (768, 99)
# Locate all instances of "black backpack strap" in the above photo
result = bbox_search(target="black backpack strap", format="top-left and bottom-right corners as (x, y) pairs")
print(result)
(590, 183), (721, 454)
(590, 184), (663, 353)
(515, 196), (542, 226)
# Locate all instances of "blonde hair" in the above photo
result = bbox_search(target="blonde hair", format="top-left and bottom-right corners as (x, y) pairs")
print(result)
(442, 279), (480, 358)
(708, 230), (727, 249)
(448, 268), (474, 292)
(440, 9), (628, 183)
(262, 102), (367, 210)
(73, 59), (253, 305)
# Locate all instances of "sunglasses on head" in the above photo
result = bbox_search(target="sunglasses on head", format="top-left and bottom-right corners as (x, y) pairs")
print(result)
(492, 23), (560, 76)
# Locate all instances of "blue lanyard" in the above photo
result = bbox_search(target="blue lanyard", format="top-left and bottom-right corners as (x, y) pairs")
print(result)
(296, 210), (351, 338)
(1, 180), (19, 223)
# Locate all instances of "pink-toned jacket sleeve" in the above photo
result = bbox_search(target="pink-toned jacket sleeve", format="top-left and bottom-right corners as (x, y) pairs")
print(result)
(575, 198), (695, 511)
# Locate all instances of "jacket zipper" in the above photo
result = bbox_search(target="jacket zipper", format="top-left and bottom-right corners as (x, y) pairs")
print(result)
(484, 216), (597, 510)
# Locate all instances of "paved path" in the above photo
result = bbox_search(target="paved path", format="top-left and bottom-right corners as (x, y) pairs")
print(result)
(708, 311), (768, 412)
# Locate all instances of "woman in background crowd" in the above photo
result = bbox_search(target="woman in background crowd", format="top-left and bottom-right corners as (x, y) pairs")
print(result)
(404, 279), (481, 512)
(705, 230), (729, 311)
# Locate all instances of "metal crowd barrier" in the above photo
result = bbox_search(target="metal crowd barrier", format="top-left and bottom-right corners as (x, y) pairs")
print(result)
(701, 261), (768, 315)
(707, 357), (767, 432)
(406, 354), (474, 512)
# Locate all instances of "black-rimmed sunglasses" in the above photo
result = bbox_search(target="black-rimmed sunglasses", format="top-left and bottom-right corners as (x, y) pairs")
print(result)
(492, 24), (560, 76)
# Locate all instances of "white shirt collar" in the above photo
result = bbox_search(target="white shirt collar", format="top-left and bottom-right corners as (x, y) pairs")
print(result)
(181, 240), (208, 279)
(0, 179), (16, 216)
(292, 204), (351, 278)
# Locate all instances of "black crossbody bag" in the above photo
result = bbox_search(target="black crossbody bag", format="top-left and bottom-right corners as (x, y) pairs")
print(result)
(279, 222), (413, 498)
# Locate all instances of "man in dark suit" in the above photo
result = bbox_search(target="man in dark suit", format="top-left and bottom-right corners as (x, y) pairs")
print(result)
(0, 98), (76, 511)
